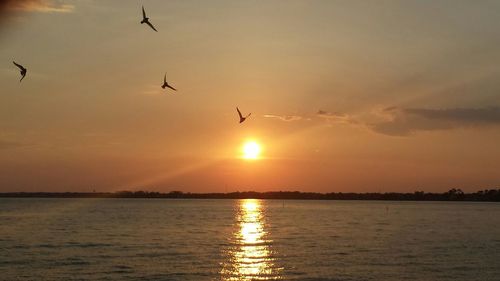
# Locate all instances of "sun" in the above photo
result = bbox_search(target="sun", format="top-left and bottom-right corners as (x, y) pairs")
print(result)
(242, 141), (261, 160)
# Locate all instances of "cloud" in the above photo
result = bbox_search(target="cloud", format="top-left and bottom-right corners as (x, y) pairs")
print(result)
(316, 110), (357, 124)
(0, 0), (74, 13)
(263, 110), (356, 123)
(263, 110), (359, 125)
(370, 107), (500, 136)
(263, 114), (303, 122)
(263, 107), (500, 137)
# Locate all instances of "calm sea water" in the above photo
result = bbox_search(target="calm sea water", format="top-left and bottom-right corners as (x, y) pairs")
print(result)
(1, 199), (499, 281)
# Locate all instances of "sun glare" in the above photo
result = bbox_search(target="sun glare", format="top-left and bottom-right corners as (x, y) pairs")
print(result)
(242, 141), (261, 160)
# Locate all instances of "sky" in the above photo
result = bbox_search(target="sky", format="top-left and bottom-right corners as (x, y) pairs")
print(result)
(1, 0), (500, 193)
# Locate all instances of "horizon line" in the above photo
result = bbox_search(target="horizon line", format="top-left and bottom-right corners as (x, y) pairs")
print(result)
(1, 189), (499, 202)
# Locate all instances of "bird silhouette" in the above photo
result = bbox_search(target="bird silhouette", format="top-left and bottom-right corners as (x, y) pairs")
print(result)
(13, 61), (27, 82)
(141, 6), (157, 32)
(237, 107), (251, 123)
(161, 73), (177, 91)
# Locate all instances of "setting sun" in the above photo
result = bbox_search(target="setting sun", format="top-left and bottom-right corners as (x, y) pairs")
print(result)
(242, 141), (261, 160)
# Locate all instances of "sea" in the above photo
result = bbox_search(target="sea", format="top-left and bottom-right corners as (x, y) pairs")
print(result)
(1, 198), (499, 281)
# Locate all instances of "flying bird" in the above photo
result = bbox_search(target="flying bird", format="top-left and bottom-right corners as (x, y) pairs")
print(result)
(141, 6), (158, 32)
(13, 61), (27, 82)
(161, 73), (177, 91)
(237, 107), (251, 123)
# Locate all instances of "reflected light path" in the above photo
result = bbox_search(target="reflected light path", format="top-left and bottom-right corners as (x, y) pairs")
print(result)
(221, 199), (282, 280)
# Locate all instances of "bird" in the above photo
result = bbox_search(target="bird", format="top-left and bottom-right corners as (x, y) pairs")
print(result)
(236, 107), (251, 123)
(140, 6), (157, 32)
(161, 73), (177, 91)
(13, 61), (27, 82)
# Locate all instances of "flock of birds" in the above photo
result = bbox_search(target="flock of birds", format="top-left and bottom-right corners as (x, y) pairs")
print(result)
(11, 5), (252, 124)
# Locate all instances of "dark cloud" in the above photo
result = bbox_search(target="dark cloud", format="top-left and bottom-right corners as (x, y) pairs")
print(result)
(371, 107), (500, 136)
(406, 107), (500, 123)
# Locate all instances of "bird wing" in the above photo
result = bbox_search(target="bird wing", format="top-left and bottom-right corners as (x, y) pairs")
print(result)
(13, 61), (24, 71)
(142, 6), (146, 19)
(20, 73), (26, 82)
(164, 73), (167, 83)
(166, 84), (177, 91)
(236, 107), (243, 119)
(146, 21), (158, 32)
(246, 113), (252, 118)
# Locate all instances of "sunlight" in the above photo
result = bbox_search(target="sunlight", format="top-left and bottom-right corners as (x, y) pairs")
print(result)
(220, 199), (281, 280)
(242, 141), (261, 160)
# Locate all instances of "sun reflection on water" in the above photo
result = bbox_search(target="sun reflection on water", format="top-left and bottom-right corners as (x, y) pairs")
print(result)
(221, 199), (281, 280)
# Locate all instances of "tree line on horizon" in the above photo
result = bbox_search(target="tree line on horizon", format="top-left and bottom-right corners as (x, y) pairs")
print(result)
(1, 188), (499, 201)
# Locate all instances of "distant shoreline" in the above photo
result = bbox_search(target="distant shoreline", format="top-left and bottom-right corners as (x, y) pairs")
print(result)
(0, 189), (499, 202)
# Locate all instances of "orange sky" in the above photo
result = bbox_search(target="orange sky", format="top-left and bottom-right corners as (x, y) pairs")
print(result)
(1, 0), (500, 192)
